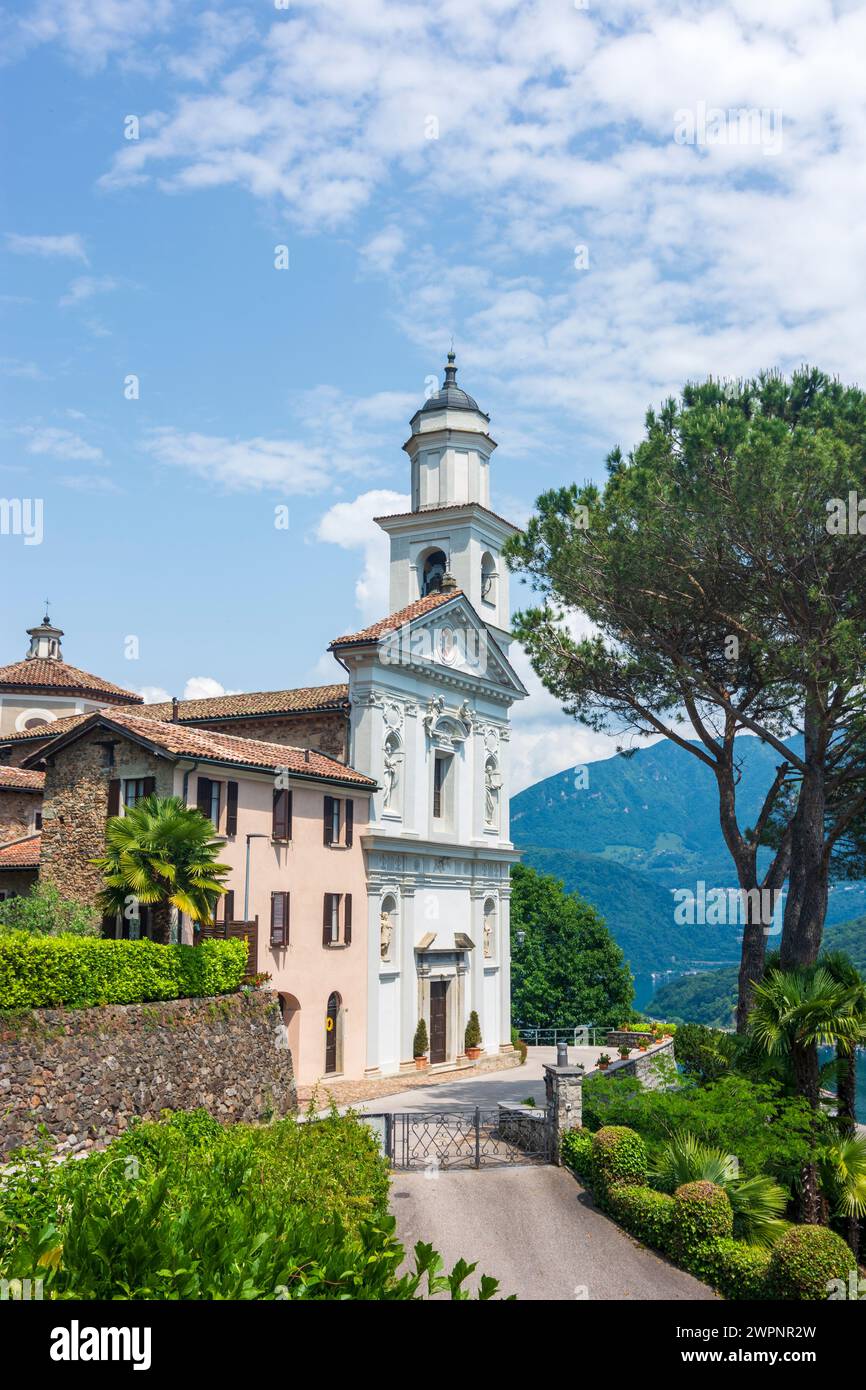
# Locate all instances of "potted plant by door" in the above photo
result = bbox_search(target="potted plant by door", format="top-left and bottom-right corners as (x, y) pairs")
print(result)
(464, 1010), (483, 1061)
(413, 1019), (429, 1070)
(597, 1052), (612, 1071)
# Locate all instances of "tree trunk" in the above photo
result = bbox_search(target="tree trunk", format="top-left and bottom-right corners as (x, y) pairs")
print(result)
(780, 694), (828, 971)
(736, 921), (768, 1034)
(151, 903), (172, 945)
(792, 1040), (824, 1224)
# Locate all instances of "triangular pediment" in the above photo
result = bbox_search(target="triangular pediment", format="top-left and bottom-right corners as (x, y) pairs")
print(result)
(377, 595), (527, 698)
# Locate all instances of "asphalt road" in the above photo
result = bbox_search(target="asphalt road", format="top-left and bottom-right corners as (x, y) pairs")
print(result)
(392, 1165), (717, 1302)
(353, 1046), (598, 1115)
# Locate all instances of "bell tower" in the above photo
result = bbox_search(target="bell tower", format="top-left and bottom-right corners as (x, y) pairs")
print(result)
(375, 353), (519, 648)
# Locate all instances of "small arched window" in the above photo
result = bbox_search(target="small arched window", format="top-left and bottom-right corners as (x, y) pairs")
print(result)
(480, 551), (497, 605)
(421, 549), (448, 596)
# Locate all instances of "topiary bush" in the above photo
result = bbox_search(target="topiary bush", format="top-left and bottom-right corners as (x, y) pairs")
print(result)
(560, 1129), (594, 1182)
(592, 1126), (648, 1195)
(0, 934), (248, 1009)
(692, 1237), (773, 1301)
(606, 1183), (674, 1252)
(767, 1225), (857, 1301)
(464, 1010), (482, 1050)
(670, 1181), (733, 1263)
(413, 1018), (428, 1058)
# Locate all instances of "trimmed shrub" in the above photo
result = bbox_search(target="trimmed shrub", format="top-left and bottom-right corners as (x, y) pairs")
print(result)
(670, 1181), (733, 1262)
(561, 1128), (594, 1182)
(0, 933), (248, 1009)
(693, 1238), (773, 1301)
(413, 1018), (428, 1057)
(767, 1225), (857, 1301)
(464, 1010), (482, 1050)
(606, 1183), (674, 1252)
(592, 1126), (648, 1194)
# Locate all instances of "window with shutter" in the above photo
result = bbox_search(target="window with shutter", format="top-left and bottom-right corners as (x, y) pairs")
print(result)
(323, 796), (334, 845)
(107, 779), (121, 818)
(196, 776), (212, 817)
(142, 776), (156, 798)
(272, 787), (291, 841)
(226, 781), (238, 836)
(271, 892), (289, 947)
(344, 893), (352, 945)
(345, 799), (353, 847)
(322, 893), (332, 946)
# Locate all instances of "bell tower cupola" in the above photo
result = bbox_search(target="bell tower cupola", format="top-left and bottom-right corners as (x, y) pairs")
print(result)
(374, 352), (520, 648)
(25, 611), (64, 661)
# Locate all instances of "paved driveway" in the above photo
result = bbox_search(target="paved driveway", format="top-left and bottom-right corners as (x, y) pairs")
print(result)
(351, 1046), (597, 1115)
(392, 1165), (716, 1302)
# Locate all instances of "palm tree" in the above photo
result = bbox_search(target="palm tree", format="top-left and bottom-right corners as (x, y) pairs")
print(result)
(819, 1133), (866, 1260)
(749, 965), (862, 1222)
(819, 951), (866, 1133)
(651, 1131), (789, 1248)
(92, 794), (230, 943)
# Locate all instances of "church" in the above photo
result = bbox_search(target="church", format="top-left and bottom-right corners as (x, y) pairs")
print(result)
(331, 352), (527, 1073)
(0, 355), (527, 1081)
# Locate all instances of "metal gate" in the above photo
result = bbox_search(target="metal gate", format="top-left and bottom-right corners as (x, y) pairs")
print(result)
(362, 1107), (552, 1170)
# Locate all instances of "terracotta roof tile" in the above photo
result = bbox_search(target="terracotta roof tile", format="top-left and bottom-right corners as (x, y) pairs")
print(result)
(0, 685), (349, 745)
(27, 710), (377, 788)
(0, 767), (44, 791)
(331, 591), (462, 647)
(0, 657), (141, 704)
(0, 833), (40, 868)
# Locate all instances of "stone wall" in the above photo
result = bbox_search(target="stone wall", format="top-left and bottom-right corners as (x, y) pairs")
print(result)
(0, 989), (296, 1158)
(190, 711), (347, 761)
(0, 788), (39, 843)
(39, 728), (174, 905)
(605, 1030), (670, 1049)
(596, 1038), (676, 1090)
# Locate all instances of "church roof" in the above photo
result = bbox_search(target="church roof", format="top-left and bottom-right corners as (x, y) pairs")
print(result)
(374, 501), (520, 532)
(0, 656), (141, 705)
(416, 351), (488, 420)
(22, 710), (377, 788)
(330, 591), (463, 647)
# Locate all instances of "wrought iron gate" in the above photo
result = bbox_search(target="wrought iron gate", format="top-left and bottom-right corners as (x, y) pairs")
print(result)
(361, 1107), (552, 1170)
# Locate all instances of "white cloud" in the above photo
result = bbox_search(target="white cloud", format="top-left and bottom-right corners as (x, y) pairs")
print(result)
(5, 232), (88, 262)
(20, 426), (103, 462)
(317, 489), (410, 621)
(139, 685), (171, 704)
(59, 275), (118, 307)
(183, 676), (243, 700)
(8, 0), (175, 71)
(0, 358), (44, 380)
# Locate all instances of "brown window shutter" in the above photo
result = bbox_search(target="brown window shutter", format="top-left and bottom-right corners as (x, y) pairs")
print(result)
(273, 788), (290, 841)
(286, 790), (293, 841)
(101, 913), (117, 939)
(344, 893), (352, 945)
(345, 798), (353, 847)
(285, 892), (290, 945)
(223, 890), (235, 924)
(271, 892), (288, 947)
(323, 795), (333, 845)
(196, 776), (211, 817)
(107, 779), (121, 817)
(322, 893), (332, 946)
(142, 776), (156, 798)
(226, 781), (238, 836)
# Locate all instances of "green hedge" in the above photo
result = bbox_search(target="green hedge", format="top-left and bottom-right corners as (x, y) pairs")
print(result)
(606, 1183), (674, 1252)
(767, 1226), (857, 1301)
(692, 1238), (773, 1301)
(560, 1129), (594, 1182)
(0, 933), (248, 1009)
(592, 1126), (648, 1194)
(670, 1181), (733, 1261)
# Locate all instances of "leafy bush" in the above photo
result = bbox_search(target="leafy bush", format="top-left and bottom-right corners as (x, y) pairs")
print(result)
(651, 1132), (789, 1248)
(592, 1126), (648, 1194)
(582, 1072), (819, 1191)
(606, 1183), (674, 1252)
(674, 1022), (738, 1083)
(560, 1128), (594, 1182)
(464, 1010), (482, 1049)
(0, 1110), (504, 1300)
(413, 1018), (428, 1057)
(767, 1225), (857, 1301)
(0, 882), (99, 937)
(670, 1181), (733, 1262)
(510, 1026), (528, 1064)
(0, 934), (248, 1009)
(692, 1238), (773, 1301)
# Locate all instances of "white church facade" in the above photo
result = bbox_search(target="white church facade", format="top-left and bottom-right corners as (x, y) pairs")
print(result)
(331, 354), (527, 1075)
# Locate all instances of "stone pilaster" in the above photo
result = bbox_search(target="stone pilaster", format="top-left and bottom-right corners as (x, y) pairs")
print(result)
(543, 1063), (584, 1164)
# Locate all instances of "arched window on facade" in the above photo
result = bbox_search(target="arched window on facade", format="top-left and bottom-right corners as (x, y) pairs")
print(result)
(421, 548), (448, 596)
(325, 991), (344, 1075)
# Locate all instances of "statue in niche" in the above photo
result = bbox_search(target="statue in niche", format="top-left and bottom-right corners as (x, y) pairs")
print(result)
(380, 907), (393, 961)
(383, 737), (400, 810)
(485, 759), (502, 826)
(483, 911), (494, 958)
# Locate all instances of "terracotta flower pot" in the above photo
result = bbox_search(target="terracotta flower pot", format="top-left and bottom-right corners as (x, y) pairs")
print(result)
(598, 1061), (609, 1070)
(466, 1046), (482, 1061)
(415, 1056), (428, 1070)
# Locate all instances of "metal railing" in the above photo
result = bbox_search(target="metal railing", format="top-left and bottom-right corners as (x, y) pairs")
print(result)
(515, 1025), (606, 1047)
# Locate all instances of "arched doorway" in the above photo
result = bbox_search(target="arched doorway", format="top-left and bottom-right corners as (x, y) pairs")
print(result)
(325, 991), (343, 1074)
(279, 993), (301, 1069)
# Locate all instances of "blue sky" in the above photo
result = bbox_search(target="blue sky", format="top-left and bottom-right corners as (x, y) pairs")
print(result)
(2, 0), (864, 789)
